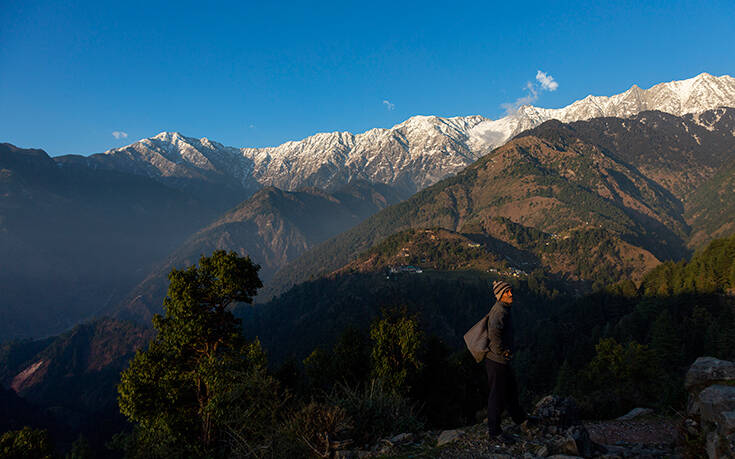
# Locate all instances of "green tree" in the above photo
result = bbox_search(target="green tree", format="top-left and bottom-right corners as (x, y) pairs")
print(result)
(66, 434), (93, 459)
(0, 427), (54, 459)
(650, 310), (682, 372)
(554, 359), (576, 396)
(580, 338), (657, 416)
(118, 250), (271, 457)
(369, 309), (423, 395)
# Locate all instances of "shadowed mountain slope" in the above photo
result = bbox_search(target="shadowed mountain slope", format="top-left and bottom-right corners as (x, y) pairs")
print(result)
(115, 181), (408, 322)
(0, 143), (219, 341)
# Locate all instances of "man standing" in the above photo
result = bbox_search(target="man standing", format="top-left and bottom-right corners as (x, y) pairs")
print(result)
(486, 280), (526, 443)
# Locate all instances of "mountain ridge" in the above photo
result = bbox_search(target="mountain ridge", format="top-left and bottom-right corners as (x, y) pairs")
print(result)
(70, 73), (735, 196)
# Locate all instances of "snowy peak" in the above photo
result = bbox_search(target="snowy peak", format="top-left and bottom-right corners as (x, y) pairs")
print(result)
(469, 73), (735, 151)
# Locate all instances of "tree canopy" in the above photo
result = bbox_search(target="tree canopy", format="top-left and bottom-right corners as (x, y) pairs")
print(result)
(117, 250), (279, 457)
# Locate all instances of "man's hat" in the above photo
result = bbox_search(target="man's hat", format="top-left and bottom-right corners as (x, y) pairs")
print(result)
(492, 280), (511, 300)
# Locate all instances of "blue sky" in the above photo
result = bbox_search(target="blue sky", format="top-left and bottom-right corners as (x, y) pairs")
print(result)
(1, 0), (734, 156)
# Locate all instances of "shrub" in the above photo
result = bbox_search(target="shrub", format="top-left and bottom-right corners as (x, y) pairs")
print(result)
(0, 427), (54, 459)
(284, 401), (352, 458)
(328, 380), (424, 446)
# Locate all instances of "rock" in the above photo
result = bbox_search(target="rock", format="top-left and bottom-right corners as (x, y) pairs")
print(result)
(684, 357), (735, 459)
(683, 417), (700, 435)
(334, 451), (370, 459)
(706, 431), (718, 459)
(389, 432), (413, 443)
(685, 357), (735, 391)
(722, 411), (735, 434)
(536, 445), (549, 456)
(693, 385), (735, 423)
(533, 395), (580, 428)
(556, 435), (579, 456)
(565, 425), (593, 457)
(436, 429), (463, 447)
(616, 407), (653, 420)
(553, 425), (592, 457)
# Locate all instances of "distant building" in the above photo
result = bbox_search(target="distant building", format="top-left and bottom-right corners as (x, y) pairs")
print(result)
(389, 265), (423, 274)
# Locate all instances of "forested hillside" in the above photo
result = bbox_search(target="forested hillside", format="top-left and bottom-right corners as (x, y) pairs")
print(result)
(245, 234), (735, 420)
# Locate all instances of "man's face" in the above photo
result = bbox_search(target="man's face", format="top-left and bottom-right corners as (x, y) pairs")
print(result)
(501, 289), (513, 304)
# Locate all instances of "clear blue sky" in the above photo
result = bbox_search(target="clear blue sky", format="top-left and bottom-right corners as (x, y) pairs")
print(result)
(1, 0), (734, 156)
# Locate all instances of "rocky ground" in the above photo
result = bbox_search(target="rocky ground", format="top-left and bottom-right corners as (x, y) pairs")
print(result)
(336, 407), (680, 458)
(332, 357), (735, 459)
(344, 418), (678, 458)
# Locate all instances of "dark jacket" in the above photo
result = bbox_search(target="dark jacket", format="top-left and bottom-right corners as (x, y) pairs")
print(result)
(486, 300), (513, 364)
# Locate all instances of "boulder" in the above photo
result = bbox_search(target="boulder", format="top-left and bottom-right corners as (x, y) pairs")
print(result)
(722, 411), (735, 434)
(691, 385), (735, 423)
(683, 357), (735, 459)
(616, 407), (653, 421)
(436, 429), (463, 447)
(389, 432), (413, 444)
(685, 357), (735, 391)
(533, 395), (580, 428)
(555, 435), (579, 456)
(556, 425), (592, 457)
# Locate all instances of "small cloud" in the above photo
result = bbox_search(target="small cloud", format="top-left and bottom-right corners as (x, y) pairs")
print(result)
(536, 70), (558, 91)
(502, 82), (539, 115)
(382, 100), (395, 111)
(501, 70), (559, 115)
(112, 131), (128, 139)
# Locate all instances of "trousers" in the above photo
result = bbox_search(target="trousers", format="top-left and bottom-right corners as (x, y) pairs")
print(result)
(485, 358), (525, 435)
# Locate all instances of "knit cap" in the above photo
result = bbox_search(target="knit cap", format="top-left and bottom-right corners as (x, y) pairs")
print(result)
(492, 280), (511, 301)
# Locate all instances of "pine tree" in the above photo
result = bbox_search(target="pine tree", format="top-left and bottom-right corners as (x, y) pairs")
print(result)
(117, 250), (277, 457)
(650, 310), (682, 372)
(369, 309), (423, 395)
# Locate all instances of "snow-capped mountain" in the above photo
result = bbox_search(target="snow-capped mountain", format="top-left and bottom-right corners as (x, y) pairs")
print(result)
(469, 72), (735, 149)
(91, 73), (735, 195)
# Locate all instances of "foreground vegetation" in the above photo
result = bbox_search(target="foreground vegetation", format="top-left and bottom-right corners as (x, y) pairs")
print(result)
(3, 234), (734, 457)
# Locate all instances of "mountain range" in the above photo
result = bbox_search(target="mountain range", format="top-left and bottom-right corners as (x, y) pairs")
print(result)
(241, 107), (735, 364)
(264, 107), (735, 299)
(1, 73), (735, 342)
(66, 72), (735, 196)
(3, 73), (735, 451)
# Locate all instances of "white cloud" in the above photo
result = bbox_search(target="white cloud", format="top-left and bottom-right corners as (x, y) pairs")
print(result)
(502, 82), (539, 115)
(112, 131), (128, 139)
(501, 70), (559, 114)
(382, 100), (395, 111)
(536, 70), (559, 91)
